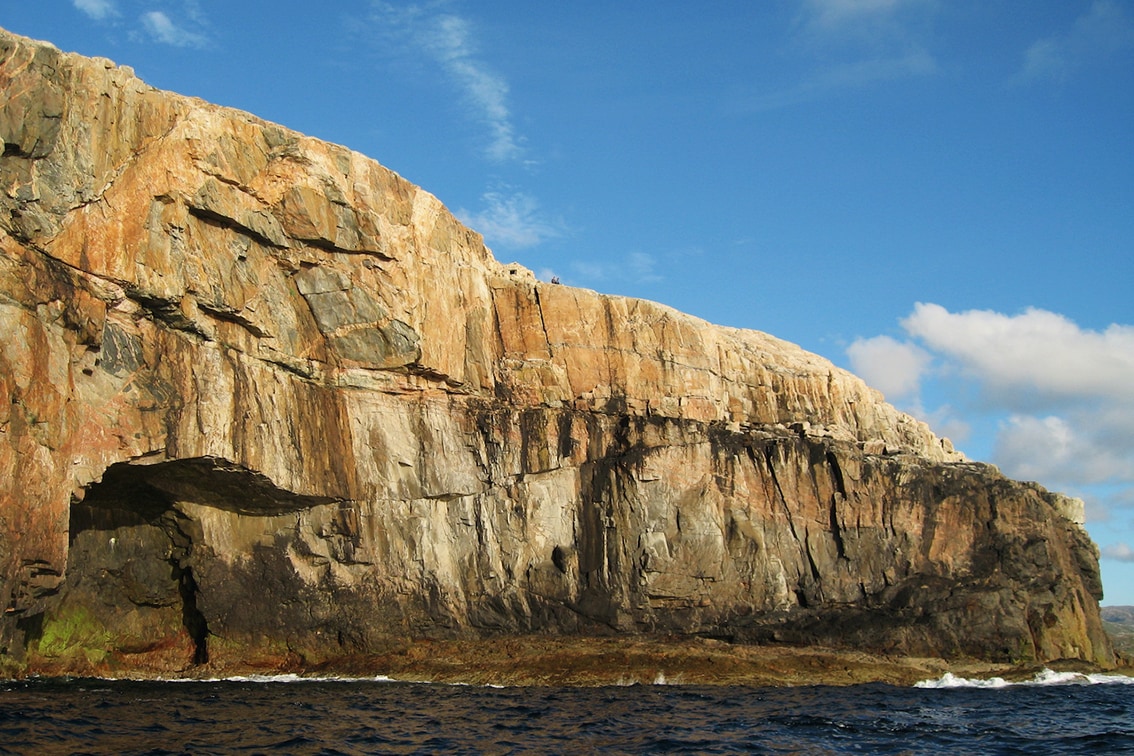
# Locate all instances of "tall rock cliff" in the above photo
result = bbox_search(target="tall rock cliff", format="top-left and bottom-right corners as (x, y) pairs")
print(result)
(0, 28), (1113, 676)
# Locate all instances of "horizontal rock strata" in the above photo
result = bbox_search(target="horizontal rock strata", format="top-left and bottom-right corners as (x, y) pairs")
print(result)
(0, 28), (1114, 677)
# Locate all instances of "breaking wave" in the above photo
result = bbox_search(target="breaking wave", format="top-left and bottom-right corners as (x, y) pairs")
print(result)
(156, 673), (398, 684)
(916, 667), (1134, 689)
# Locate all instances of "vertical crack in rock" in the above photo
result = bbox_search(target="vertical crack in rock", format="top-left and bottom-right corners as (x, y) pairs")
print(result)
(826, 451), (847, 497)
(762, 444), (808, 566)
(161, 511), (209, 666)
(762, 445), (793, 534)
(531, 284), (553, 357)
(826, 451), (848, 561)
(178, 564), (208, 665)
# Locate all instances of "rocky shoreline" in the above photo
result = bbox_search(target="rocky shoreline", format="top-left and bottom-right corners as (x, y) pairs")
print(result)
(306, 637), (1132, 688)
(14, 635), (1130, 688)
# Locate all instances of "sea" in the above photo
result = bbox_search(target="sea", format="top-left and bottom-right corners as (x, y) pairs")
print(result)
(1, 669), (1131, 754)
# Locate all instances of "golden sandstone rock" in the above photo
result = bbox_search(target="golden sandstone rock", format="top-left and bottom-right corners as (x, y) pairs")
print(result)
(0, 28), (1114, 678)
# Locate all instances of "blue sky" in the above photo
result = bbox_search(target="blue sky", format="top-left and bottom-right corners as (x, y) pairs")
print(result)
(5, 1), (1133, 604)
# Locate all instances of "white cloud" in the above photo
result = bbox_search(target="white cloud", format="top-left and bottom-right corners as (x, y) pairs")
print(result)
(181, 0), (206, 27)
(849, 302), (1134, 530)
(457, 192), (559, 249)
(1102, 543), (1134, 562)
(73, 0), (117, 20)
(993, 413), (1134, 487)
(140, 10), (208, 48)
(846, 334), (930, 399)
(364, 5), (556, 250)
(902, 303), (1134, 404)
(916, 403), (971, 447)
(740, 47), (935, 111)
(370, 3), (522, 163)
(1019, 0), (1134, 83)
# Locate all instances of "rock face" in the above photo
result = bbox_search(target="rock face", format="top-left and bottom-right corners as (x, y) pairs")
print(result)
(0, 28), (1114, 676)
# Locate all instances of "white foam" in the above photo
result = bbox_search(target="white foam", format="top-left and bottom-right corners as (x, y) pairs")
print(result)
(916, 668), (1134, 689)
(157, 673), (399, 684)
(151, 673), (519, 688)
(915, 672), (1010, 689)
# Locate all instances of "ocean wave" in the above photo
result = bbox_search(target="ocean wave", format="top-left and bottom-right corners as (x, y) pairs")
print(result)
(158, 673), (400, 684)
(159, 673), (511, 688)
(915, 668), (1134, 689)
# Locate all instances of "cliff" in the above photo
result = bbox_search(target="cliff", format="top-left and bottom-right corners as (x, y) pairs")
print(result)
(0, 28), (1114, 678)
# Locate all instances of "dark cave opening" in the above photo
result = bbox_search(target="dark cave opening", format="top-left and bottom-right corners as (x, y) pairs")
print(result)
(63, 456), (335, 668)
(161, 507), (210, 666)
(177, 564), (209, 665)
(67, 462), (212, 666)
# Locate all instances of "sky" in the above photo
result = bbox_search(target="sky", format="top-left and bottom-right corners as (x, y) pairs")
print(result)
(4, 1), (1133, 604)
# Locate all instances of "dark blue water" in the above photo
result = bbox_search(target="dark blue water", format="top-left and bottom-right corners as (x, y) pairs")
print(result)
(1, 672), (1131, 755)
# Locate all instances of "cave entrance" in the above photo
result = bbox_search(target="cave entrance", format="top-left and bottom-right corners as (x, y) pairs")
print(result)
(57, 456), (340, 670)
(65, 461), (211, 666)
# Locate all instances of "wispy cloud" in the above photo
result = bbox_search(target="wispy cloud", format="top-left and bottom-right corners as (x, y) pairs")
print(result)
(140, 10), (209, 48)
(562, 251), (664, 288)
(627, 252), (662, 284)
(457, 191), (560, 249)
(846, 304), (1134, 527)
(803, 0), (938, 83)
(73, 0), (117, 21)
(73, 1), (210, 47)
(370, 2), (522, 163)
(1102, 543), (1134, 562)
(742, 0), (937, 111)
(1018, 0), (1134, 84)
(814, 49), (936, 88)
(422, 14), (520, 162)
(366, 4), (562, 254)
(801, 0), (930, 38)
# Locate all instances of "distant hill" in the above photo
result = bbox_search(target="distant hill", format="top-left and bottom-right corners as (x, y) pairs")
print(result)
(1101, 606), (1134, 655)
